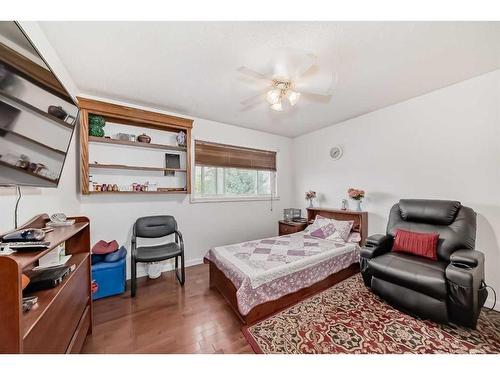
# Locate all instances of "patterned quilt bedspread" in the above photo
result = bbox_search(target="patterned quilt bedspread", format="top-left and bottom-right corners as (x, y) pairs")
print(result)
(204, 231), (360, 316)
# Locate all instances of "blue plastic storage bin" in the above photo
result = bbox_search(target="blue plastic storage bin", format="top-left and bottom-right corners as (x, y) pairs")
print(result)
(91, 257), (126, 300)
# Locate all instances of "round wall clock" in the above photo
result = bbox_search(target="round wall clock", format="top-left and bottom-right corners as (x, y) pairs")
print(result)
(330, 146), (343, 160)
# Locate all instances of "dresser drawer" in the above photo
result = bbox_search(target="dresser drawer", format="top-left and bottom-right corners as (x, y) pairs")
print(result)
(279, 221), (306, 236)
(66, 305), (91, 353)
(23, 256), (90, 353)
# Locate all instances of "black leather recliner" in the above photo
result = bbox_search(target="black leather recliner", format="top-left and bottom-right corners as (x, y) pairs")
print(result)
(360, 199), (488, 328)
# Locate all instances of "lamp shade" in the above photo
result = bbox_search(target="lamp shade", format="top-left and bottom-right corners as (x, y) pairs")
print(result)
(287, 90), (301, 106)
(270, 102), (283, 111)
(266, 89), (281, 105)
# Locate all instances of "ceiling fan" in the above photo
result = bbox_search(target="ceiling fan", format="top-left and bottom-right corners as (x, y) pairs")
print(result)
(238, 48), (336, 112)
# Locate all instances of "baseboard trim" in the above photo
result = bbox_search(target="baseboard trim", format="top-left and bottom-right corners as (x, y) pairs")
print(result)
(132, 257), (204, 280)
(485, 295), (499, 312)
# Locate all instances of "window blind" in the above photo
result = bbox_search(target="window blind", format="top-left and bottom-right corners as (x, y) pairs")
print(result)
(195, 140), (276, 171)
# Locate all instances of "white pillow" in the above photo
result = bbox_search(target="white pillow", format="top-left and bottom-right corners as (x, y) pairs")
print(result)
(347, 231), (362, 243)
(306, 215), (354, 242)
(304, 214), (336, 231)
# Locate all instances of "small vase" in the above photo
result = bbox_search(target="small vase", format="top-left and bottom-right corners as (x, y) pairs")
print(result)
(308, 198), (314, 208)
(137, 133), (152, 143)
(354, 200), (362, 211)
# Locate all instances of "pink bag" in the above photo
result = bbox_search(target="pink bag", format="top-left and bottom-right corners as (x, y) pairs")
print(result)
(92, 240), (119, 255)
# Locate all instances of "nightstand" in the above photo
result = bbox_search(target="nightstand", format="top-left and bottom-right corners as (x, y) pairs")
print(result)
(279, 220), (307, 236)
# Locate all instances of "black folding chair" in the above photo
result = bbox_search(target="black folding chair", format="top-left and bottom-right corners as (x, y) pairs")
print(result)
(131, 215), (185, 297)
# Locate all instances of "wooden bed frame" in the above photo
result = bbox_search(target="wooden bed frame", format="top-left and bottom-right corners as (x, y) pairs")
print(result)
(208, 208), (368, 325)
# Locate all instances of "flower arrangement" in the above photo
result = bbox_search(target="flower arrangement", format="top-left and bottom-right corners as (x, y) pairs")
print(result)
(348, 188), (365, 200)
(305, 190), (317, 208)
(305, 190), (317, 200)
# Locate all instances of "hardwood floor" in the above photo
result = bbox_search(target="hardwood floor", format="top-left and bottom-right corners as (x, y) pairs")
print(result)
(82, 264), (253, 354)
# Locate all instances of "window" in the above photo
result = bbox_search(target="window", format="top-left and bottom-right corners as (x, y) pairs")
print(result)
(193, 140), (277, 201)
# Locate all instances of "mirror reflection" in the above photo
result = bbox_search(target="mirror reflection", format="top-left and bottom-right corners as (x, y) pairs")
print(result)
(0, 21), (77, 187)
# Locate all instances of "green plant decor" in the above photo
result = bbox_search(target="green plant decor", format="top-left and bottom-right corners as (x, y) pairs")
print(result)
(88, 114), (106, 137)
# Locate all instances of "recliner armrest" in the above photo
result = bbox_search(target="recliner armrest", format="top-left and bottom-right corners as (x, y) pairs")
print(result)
(450, 249), (484, 268)
(446, 250), (485, 288)
(446, 250), (486, 328)
(360, 234), (393, 259)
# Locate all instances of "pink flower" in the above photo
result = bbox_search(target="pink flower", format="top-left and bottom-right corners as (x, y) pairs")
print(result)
(347, 188), (365, 200)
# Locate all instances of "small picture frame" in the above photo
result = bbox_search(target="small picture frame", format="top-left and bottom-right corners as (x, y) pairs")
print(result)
(165, 153), (180, 176)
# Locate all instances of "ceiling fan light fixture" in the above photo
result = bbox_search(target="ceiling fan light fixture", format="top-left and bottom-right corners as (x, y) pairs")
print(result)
(287, 90), (301, 106)
(270, 101), (283, 111)
(266, 88), (282, 105)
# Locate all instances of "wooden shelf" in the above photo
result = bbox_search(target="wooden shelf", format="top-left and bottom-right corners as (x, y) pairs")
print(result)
(88, 190), (187, 195)
(8, 222), (89, 270)
(89, 163), (186, 173)
(0, 160), (59, 184)
(0, 90), (75, 129)
(0, 128), (66, 155)
(89, 136), (187, 152)
(79, 97), (193, 195)
(22, 252), (88, 339)
(0, 215), (91, 353)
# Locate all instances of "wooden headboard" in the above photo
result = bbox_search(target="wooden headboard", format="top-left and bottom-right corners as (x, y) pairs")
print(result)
(306, 208), (368, 245)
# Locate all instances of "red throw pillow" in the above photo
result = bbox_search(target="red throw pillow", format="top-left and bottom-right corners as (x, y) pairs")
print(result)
(392, 229), (439, 260)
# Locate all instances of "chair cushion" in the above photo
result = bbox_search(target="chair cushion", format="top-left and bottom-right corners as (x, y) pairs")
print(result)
(399, 199), (461, 225)
(369, 252), (448, 300)
(135, 242), (181, 262)
(392, 229), (439, 260)
(135, 216), (177, 238)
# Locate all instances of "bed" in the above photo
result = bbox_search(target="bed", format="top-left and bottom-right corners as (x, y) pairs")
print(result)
(205, 208), (368, 324)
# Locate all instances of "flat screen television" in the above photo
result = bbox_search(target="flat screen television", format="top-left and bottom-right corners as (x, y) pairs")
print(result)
(0, 21), (78, 187)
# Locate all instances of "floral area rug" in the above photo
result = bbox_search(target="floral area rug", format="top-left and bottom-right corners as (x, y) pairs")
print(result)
(242, 274), (500, 354)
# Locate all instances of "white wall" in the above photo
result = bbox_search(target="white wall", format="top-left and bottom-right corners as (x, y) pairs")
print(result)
(0, 97), (294, 278)
(0, 24), (294, 279)
(79, 100), (293, 277)
(293, 69), (500, 309)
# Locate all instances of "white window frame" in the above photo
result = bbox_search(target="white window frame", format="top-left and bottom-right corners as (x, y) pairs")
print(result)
(191, 147), (280, 204)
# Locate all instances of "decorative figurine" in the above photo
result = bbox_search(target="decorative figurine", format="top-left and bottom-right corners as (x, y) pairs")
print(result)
(341, 199), (348, 210)
(176, 131), (186, 147)
(137, 133), (151, 143)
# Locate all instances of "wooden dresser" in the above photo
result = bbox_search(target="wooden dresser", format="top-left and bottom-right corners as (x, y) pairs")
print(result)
(278, 220), (307, 236)
(0, 214), (92, 353)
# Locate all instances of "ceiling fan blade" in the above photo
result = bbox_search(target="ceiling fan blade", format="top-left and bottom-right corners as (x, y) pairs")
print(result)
(301, 91), (333, 103)
(299, 64), (320, 79)
(240, 88), (271, 106)
(295, 71), (337, 96)
(237, 66), (273, 82)
(270, 48), (316, 80)
(240, 99), (267, 112)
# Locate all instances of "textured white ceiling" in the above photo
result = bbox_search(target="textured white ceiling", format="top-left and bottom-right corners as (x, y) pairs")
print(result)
(39, 21), (500, 137)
